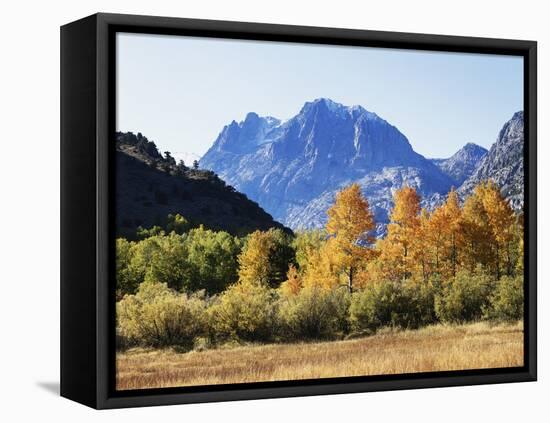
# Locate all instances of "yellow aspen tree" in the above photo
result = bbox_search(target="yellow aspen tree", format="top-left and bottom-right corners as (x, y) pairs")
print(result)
(415, 208), (433, 282)
(324, 183), (376, 293)
(479, 181), (516, 278)
(279, 264), (303, 296)
(238, 229), (294, 287)
(372, 236), (404, 282)
(302, 239), (340, 290)
(515, 214), (524, 273)
(425, 205), (447, 276)
(238, 230), (272, 286)
(440, 188), (463, 278)
(381, 186), (421, 281)
(461, 187), (494, 273)
(293, 229), (327, 275)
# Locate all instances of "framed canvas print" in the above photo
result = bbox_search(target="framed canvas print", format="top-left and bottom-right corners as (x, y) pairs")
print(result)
(60, 13), (537, 409)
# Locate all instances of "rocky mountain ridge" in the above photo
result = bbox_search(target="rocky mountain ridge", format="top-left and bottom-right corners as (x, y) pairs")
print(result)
(458, 111), (524, 211)
(201, 98), (456, 234)
(431, 143), (488, 186)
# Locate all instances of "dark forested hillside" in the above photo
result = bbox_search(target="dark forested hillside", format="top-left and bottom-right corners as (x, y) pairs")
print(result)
(115, 132), (288, 239)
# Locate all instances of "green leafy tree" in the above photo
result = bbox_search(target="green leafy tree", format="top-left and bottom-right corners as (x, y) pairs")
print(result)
(184, 226), (242, 294)
(118, 226), (243, 295)
(115, 238), (138, 299)
(238, 228), (295, 288)
(293, 229), (327, 273)
(116, 235), (164, 297)
(163, 151), (176, 165)
(145, 233), (191, 291)
(136, 225), (164, 240)
(166, 213), (191, 235)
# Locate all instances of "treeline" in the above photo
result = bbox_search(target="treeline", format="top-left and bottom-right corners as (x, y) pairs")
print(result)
(116, 216), (293, 297)
(117, 131), (202, 176)
(299, 182), (523, 292)
(116, 180), (524, 350)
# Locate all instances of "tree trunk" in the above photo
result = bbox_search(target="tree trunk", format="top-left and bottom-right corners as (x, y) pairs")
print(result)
(506, 242), (512, 276)
(495, 243), (501, 280)
(451, 233), (457, 277)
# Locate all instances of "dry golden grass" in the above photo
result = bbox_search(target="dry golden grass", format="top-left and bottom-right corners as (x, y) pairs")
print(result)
(116, 321), (523, 390)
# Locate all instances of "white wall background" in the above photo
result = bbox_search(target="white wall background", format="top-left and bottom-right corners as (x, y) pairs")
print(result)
(1, 0), (547, 420)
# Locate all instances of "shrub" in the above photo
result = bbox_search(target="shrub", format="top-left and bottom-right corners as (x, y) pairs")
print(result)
(208, 281), (278, 343)
(406, 277), (440, 327)
(278, 286), (351, 340)
(435, 270), (494, 323)
(349, 279), (437, 332)
(484, 275), (523, 321)
(116, 281), (208, 349)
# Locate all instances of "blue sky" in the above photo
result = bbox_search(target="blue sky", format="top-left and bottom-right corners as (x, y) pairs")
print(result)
(116, 33), (523, 159)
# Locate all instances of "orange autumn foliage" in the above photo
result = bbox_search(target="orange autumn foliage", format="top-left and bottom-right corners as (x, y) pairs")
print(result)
(304, 184), (376, 292)
(376, 186), (421, 281)
(299, 180), (521, 289)
(280, 264), (303, 296)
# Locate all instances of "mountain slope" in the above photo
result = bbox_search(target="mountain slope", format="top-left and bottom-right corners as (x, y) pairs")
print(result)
(115, 132), (288, 238)
(458, 112), (524, 211)
(431, 143), (488, 186)
(201, 98), (455, 233)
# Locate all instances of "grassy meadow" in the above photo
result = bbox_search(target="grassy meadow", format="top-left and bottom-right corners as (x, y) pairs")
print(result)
(116, 321), (523, 390)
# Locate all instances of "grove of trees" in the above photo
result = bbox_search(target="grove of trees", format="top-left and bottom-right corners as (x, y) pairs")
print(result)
(116, 180), (524, 350)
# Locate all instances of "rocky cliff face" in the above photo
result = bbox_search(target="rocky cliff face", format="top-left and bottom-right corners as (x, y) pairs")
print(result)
(458, 112), (524, 211)
(431, 143), (488, 186)
(201, 98), (455, 234)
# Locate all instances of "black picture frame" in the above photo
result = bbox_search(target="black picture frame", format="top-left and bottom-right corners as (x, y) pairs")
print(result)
(60, 12), (537, 409)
